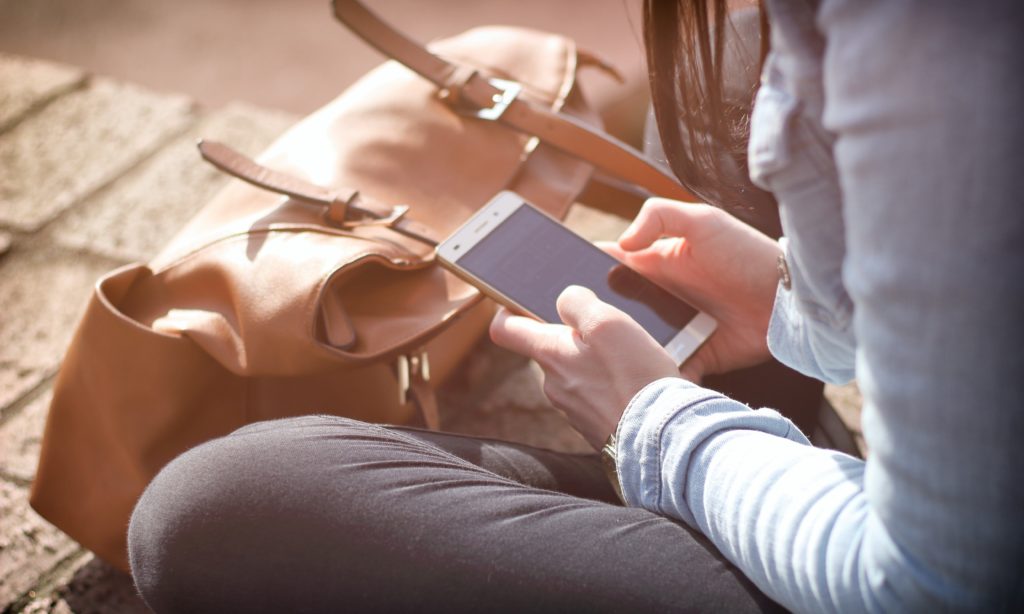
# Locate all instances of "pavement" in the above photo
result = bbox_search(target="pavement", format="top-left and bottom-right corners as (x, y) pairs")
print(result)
(0, 51), (864, 613)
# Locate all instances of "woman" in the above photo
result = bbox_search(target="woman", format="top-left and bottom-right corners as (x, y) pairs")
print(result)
(128, 1), (1024, 611)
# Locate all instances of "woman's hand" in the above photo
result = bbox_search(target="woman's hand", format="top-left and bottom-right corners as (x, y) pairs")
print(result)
(490, 286), (679, 449)
(488, 198), (781, 448)
(608, 198), (782, 381)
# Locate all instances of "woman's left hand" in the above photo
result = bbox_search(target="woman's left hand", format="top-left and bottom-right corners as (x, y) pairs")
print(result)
(489, 285), (680, 449)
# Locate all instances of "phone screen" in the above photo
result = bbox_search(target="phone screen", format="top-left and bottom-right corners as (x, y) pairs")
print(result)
(457, 203), (699, 345)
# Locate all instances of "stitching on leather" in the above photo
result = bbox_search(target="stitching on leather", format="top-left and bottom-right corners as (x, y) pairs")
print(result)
(551, 36), (575, 113)
(150, 226), (422, 276)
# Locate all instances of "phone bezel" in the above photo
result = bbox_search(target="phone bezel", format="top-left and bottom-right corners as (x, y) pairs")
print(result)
(436, 191), (716, 366)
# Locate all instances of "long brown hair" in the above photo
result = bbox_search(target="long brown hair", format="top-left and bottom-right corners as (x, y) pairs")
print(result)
(644, 0), (771, 213)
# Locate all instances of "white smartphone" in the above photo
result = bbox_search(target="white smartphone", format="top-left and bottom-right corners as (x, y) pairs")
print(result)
(436, 191), (717, 366)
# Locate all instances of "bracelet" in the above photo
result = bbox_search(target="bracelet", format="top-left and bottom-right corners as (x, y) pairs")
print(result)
(599, 432), (625, 504)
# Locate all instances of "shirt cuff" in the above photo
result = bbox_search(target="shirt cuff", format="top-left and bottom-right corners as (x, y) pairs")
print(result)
(767, 240), (857, 384)
(615, 377), (809, 526)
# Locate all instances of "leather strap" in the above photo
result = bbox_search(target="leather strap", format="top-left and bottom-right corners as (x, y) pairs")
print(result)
(199, 140), (351, 208)
(409, 376), (440, 431)
(396, 352), (440, 430)
(331, 0), (697, 203)
(198, 140), (440, 246)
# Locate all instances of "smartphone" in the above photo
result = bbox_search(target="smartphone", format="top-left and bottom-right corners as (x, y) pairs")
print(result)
(436, 191), (717, 366)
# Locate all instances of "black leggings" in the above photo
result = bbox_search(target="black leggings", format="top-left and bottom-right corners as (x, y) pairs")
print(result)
(128, 415), (782, 613)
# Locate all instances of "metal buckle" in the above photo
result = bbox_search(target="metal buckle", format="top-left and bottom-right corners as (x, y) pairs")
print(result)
(368, 205), (409, 227)
(397, 354), (410, 405)
(397, 351), (430, 406)
(324, 204), (409, 231)
(474, 78), (522, 121)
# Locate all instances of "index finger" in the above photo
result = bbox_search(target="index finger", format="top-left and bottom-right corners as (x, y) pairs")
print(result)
(489, 307), (571, 363)
(618, 198), (704, 252)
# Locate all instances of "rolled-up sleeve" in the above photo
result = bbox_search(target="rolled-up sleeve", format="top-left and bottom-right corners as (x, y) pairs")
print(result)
(616, 1), (1024, 612)
(617, 380), (875, 613)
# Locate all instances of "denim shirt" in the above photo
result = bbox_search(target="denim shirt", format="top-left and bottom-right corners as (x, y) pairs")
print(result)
(616, 1), (1024, 611)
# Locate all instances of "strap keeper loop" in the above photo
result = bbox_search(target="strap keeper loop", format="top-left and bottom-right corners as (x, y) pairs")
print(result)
(439, 70), (522, 122)
(325, 191), (359, 225)
(438, 65), (479, 106)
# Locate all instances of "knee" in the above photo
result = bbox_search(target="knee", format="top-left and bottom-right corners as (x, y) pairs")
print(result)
(128, 415), (375, 610)
(128, 435), (208, 610)
(128, 425), (254, 611)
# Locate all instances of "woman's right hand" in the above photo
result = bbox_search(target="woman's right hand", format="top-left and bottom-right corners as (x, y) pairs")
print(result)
(604, 198), (783, 381)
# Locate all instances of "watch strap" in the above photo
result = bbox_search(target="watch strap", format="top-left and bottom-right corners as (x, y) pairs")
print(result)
(600, 432), (625, 504)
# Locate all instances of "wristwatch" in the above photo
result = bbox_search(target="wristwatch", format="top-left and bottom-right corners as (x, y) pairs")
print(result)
(600, 432), (625, 504)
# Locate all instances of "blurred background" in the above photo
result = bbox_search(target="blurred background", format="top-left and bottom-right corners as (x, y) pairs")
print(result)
(0, 0), (650, 138)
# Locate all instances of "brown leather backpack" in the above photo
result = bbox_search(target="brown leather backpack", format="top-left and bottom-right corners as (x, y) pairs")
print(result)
(31, 0), (694, 571)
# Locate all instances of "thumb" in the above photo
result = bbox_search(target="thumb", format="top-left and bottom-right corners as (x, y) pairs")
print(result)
(556, 285), (634, 340)
(555, 285), (601, 332)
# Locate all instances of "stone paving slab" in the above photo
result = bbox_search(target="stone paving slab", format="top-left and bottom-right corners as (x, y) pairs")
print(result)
(0, 54), (84, 134)
(0, 389), (51, 482)
(0, 367), (48, 423)
(0, 481), (80, 610)
(20, 554), (150, 614)
(0, 78), (194, 232)
(51, 103), (296, 262)
(0, 245), (117, 376)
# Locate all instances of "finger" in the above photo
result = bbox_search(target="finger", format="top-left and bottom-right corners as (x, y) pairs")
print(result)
(595, 240), (626, 261)
(555, 285), (629, 338)
(619, 198), (705, 252)
(598, 238), (672, 282)
(597, 240), (658, 271)
(489, 308), (567, 361)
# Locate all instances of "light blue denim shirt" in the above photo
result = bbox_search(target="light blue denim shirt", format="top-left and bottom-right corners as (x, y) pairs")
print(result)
(617, 1), (1024, 611)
